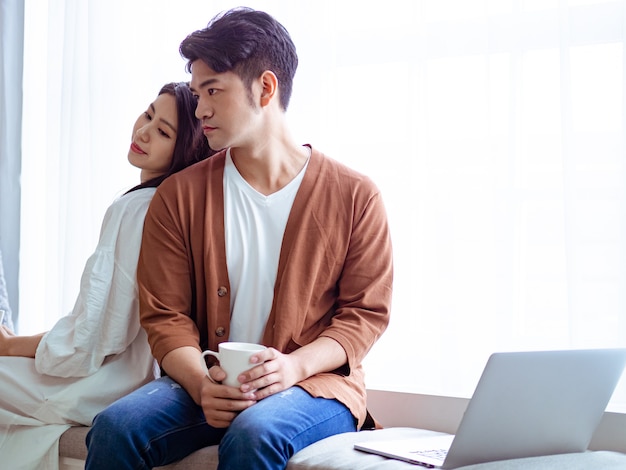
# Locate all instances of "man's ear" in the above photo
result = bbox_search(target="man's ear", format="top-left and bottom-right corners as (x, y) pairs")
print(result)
(259, 70), (278, 107)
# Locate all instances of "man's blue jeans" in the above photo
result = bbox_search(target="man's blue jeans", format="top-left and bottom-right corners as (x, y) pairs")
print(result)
(85, 376), (357, 470)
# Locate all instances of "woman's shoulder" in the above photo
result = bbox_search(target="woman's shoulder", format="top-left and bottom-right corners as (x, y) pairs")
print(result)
(113, 187), (156, 207)
(103, 187), (157, 224)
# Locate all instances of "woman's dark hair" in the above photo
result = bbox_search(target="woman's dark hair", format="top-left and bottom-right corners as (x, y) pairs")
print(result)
(126, 82), (212, 193)
(179, 7), (298, 110)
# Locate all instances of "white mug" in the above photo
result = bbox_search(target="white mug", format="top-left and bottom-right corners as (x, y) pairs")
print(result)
(200, 342), (266, 387)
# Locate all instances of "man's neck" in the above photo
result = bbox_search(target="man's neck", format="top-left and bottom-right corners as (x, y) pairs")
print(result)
(229, 140), (309, 196)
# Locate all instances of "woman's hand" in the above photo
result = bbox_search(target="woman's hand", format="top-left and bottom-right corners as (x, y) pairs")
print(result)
(0, 325), (15, 356)
(0, 325), (16, 355)
(0, 327), (44, 357)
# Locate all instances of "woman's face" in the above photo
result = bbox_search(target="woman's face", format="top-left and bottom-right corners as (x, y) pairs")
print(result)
(128, 93), (178, 182)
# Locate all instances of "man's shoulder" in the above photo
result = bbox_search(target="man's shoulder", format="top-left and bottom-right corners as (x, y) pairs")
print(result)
(177, 149), (226, 179)
(311, 148), (378, 190)
(159, 151), (226, 193)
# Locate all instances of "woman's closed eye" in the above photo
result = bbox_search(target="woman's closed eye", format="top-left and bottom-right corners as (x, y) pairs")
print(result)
(158, 128), (171, 138)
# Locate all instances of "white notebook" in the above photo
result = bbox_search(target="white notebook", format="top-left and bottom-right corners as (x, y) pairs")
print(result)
(355, 348), (626, 468)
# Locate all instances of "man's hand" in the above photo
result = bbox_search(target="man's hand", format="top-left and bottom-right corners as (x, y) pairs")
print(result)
(161, 346), (257, 428)
(236, 337), (348, 401)
(162, 337), (348, 427)
(199, 368), (257, 427)
(197, 346), (305, 426)
(235, 347), (303, 400)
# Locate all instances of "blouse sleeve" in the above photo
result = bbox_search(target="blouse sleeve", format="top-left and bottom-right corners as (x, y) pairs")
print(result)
(34, 188), (156, 378)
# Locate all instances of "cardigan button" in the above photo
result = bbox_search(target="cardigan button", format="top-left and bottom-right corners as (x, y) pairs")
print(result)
(217, 286), (228, 297)
(215, 326), (226, 337)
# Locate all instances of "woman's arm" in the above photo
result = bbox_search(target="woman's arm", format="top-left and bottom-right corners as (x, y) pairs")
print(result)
(0, 326), (45, 357)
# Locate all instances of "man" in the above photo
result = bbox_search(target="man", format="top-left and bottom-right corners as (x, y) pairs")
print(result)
(85, 7), (392, 470)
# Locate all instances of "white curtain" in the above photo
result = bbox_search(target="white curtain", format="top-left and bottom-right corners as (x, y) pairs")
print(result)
(20, 0), (626, 409)
(0, 0), (24, 326)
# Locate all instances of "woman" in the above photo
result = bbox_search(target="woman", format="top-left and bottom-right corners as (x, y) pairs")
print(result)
(0, 82), (212, 470)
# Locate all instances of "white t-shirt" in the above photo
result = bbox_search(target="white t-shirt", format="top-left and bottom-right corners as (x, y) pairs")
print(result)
(224, 148), (309, 343)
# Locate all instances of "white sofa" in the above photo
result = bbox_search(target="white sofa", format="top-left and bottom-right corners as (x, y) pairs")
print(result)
(59, 425), (626, 469)
(59, 389), (626, 469)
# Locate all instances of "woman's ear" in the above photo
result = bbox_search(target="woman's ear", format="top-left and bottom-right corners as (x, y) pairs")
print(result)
(259, 70), (278, 107)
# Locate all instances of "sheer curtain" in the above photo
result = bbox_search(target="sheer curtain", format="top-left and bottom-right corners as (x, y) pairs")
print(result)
(20, 0), (626, 409)
(0, 0), (24, 326)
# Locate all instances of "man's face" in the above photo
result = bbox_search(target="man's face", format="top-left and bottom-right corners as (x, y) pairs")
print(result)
(189, 60), (262, 151)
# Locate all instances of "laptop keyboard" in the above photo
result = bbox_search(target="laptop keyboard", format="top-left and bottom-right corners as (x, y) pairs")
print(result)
(411, 448), (449, 460)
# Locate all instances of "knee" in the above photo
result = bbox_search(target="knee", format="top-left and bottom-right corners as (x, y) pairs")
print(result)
(86, 398), (150, 469)
(218, 409), (291, 468)
(87, 400), (135, 447)
(221, 411), (268, 449)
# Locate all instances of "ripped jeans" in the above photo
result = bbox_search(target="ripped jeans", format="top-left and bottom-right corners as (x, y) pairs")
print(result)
(85, 376), (356, 470)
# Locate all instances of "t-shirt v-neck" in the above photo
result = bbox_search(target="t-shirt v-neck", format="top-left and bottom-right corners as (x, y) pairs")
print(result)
(223, 147), (309, 343)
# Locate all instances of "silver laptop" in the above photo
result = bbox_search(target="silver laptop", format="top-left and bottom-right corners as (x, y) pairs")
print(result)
(355, 348), (626, 468)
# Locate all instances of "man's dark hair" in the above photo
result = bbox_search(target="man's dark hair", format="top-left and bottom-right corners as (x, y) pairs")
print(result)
(179, 7), (298, 110)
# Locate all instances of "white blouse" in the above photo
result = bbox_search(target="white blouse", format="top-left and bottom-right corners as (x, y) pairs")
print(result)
(0, 187), (157, 470)
(35, 187), (156, 377)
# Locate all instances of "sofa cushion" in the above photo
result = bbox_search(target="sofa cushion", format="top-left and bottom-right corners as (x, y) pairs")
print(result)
(288, 427), (626, 469)
(454, 450), (626, 469)
(287, 427), (446, 469)
(59, 426), (89, 460)
(59, 426), (219, 469)
(60, 426), (441, 469)
(60, 426), (626, 470)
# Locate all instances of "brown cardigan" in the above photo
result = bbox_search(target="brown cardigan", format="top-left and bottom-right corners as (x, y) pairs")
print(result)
(137, 147), (393, 428)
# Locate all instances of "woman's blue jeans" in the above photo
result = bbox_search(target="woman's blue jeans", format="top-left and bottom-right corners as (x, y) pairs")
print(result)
(85, 376), (357, 470)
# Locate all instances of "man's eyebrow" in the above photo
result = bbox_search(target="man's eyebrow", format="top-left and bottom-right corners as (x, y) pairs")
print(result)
(189, 78), (219, 93)
(150, 103), (177, 134)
